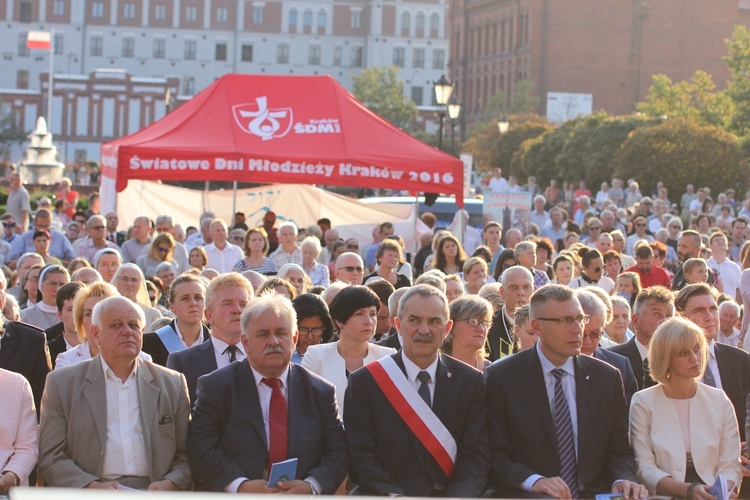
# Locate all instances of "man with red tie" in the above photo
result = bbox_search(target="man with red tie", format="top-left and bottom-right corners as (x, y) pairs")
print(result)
(187, 293), (348, 493)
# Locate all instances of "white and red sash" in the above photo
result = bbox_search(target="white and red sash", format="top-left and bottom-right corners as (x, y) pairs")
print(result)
(366, 355), (457, 478)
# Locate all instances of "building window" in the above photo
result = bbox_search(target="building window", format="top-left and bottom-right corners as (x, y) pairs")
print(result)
(277, 43), (289, 64)
(413, 48), (424, 68)
(253, 4), (264, 24)
(350, 9), (361, 29)
(19, 0), (32, 21)
(401, 11), (410, 35)
(92, 1), (104, 18)
(430, 13), (440, 36)
(351, 46), (363, 67)
(333, 46), (342, 66)
(393, 47), (405, 67)
(186, 5), (197, 22)
(215, 42), (227, 61)
(54, 33), (64, 55)
(416, 12), (425, 32)
(216, 6), (228, 23)
(18, 33), (29, 56)
(91, 35), (103, 56)
(153, 38), (166, 58)
(317, 10), (326, 29)
(241, 44), (253, 62)
(123, 2), (135, 19)
(184, 39), (197, 60)
(411, 86), (423, 105)
(309, 45), (321, 65)
(17, 70), (29, 89)
(53, 0), (65, 16)
(122, 37), (135, 57)
(155, 3), (167, 20)
(183, 77), (195, 95)
(432, 48), (444, 70)
(303, 9), (312, 27)
(288, 8), (297, 27)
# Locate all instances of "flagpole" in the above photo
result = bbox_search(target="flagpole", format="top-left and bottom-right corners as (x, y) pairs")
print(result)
(47, 29), (55, 131)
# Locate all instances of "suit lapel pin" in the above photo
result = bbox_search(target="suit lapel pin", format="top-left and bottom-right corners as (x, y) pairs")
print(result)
(447, 372), (452, 378)
(585, 375), (590, 380)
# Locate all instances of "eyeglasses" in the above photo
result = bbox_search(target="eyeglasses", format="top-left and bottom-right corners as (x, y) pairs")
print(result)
(536, 315), (591, 326)
(157, 247), (170, 254)
(299, 327), (325, 337)
(589, 226), (601, 231)
(458, 318), (491, 330)
(347, 244), (359, 249)
(2, 222), (15, 228)
(231, 236), (244, 242)
(582, 331), (602, 341)
(89, 225), (105, 230)
(635, 223), (646, 227)
(337, 266), (363, 273)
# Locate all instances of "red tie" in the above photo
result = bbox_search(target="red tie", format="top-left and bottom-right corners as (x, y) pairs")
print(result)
(261, 378), (288, 472)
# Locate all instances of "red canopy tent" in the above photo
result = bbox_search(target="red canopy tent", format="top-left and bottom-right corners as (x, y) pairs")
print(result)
(100, 74), (463, 212)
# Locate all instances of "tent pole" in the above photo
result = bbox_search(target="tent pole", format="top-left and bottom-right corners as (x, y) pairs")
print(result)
(231, 180), (238, 224)
(203, 180), (210, 213)
(413, 195), (419, 259)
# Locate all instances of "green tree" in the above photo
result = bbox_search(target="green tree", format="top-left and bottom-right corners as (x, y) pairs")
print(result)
(636, 71), (734, 129)
(462, 114), (550, 173)
(725, 25), (750, 136)
(352, 66), (418, 129)
(556, 113), (661, 189)
(0, 100), (26, 160)
(615, 118), (747, 200)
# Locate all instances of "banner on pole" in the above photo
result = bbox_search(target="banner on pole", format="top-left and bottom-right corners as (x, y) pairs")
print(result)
(483, 192), (533, 239)
(27, 31), (52, 50)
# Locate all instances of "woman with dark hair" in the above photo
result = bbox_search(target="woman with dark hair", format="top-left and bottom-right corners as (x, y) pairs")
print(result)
(189, 246), (208, 271)
(533, 237), (555, 280)
(430, 234), (468, 275)
(20, 264), (70, 329)
(291, 293), (335, 364)
(302, 285), (396, 418)
(492, 248), (517, 281)
(364, 239), (411, 289)
(19, 264), (42, 310)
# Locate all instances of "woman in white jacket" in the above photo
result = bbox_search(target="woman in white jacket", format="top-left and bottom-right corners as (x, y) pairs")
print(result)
(629, 317), (742, 498)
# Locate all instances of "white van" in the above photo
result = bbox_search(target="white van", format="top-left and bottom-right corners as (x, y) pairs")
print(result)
(358, 196), (484, 229)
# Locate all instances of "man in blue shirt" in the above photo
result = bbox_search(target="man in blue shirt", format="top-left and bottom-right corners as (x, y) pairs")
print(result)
(9, 209), (76, 268)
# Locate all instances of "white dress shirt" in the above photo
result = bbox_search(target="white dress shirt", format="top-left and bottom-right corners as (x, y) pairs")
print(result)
(635, 336), (649, 361)
(717, 328), (740, 348)
(55, 342), (152, 369)
(211, 336), (246, 369)
(174, 321), (204, 349)
(99, 358), (150, 480)
(204, 242), (244, 274)
(400, 351), (439, 402)
(522, 344), (578, 491)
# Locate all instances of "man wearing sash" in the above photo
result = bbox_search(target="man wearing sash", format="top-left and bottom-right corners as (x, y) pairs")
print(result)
(485, 284), (646, 499)
(345, 284), (489, 497)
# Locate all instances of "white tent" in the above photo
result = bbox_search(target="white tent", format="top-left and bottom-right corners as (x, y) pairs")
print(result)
(116, 181), (428, 252)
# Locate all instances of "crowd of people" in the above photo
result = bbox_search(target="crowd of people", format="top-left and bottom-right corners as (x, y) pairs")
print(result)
(1, 169), (750, 499)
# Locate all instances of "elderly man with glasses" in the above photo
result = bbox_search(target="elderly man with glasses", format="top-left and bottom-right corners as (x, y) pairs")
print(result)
(74, 215), (120, 264)
(334, 252), (365, 285)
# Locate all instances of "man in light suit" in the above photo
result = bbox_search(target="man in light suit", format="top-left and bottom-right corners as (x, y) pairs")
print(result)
(166, 272), (253, 404)
(486, 284), (647, 498)
(38, 296), (191, 490)
(675, 283), (750, 442)
(345, 285), (489, 497)
(187, 292), (348, 493)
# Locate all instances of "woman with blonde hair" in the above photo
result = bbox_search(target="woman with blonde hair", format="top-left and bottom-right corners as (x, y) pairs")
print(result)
(255, 277), (297, 300)
(136, 232), (178, 277)
(630, 317), (741, 497)
(462, 256), (488, 295)
(55, 282), (152, 367)
(111, 263), (162, 330)
(442, 295), (493, 371)
(443, 274), (465, 304)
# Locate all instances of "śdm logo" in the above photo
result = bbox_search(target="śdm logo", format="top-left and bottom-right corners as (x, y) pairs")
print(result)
(233, 97), (293, 141)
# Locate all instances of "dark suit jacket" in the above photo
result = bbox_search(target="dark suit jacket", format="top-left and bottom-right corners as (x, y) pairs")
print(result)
(609, 337), (652, 391)
(166, 337), (218, 405)
(487, 308), (516, 362)
(345, 352), (489, 497)
(142, 320), (212, 367)
(187, 361), (348, 493)
(715, 342), (750, 442)
(0, 319), (51, 413)
(593, 347), (638, 405)
(45, 322), (66, 369)
(485, 347), (637, 496)
(376, 332), (401, 350)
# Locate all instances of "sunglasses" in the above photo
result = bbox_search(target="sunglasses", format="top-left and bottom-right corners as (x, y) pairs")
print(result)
(347, 244), (359, 249)
(338, 266), (363, 273)
(2, 222), (15, 228)
(157, 247), (170, 253)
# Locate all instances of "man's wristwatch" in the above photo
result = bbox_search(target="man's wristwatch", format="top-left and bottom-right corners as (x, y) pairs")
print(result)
(306, 481), (318, 496)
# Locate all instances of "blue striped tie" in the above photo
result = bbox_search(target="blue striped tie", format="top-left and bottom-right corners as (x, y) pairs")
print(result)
(552, 368), (579, 499)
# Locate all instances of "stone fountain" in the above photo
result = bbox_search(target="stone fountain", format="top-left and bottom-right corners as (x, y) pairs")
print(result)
(19, 116), (65, 184)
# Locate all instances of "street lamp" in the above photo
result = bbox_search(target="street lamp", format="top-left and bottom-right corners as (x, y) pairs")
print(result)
(447, 98), (461, 154)
(433, 75), (453, 151)
(497, 115), (510, 134)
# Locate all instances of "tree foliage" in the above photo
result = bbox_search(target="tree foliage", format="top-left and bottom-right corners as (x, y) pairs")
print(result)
(352, 66), (418, 129)
(556, 113), (661, 189)
(635, 71), (734, 129)
(462, 114), (550, 173)
(725, 25), (750, 137)
(0, 100), (26, 161)
(615, 118), (747, 199)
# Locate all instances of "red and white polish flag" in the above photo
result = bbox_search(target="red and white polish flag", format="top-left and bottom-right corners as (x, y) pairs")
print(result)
(27, 31), (52, 50)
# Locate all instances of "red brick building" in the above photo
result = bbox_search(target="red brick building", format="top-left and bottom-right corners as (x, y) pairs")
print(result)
(449, 0), (750, 128)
